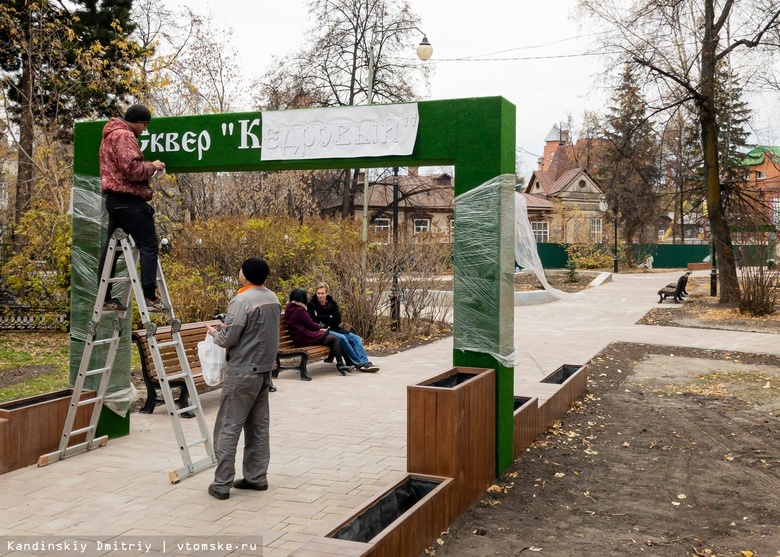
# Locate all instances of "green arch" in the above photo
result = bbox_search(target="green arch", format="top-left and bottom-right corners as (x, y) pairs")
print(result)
(72, 96), (517, 472)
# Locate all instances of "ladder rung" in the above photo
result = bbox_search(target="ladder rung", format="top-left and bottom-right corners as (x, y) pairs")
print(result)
(83, 367), (111, 377)
(77, 396), (103, 407)
(164, 372), (187, 381)
(155, 340), (179, 349)
(69, 424), (97, 437)
(106, 277), (130, 284)
(176, 404), (197, 415)
(91, 338), (118, 347)
(186, 437), (208, 448)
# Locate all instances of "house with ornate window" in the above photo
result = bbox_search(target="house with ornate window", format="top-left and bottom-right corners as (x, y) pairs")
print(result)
(742, 146), (780, 230)
(520, 125), (607, 244)
(353, 169), (455, 243)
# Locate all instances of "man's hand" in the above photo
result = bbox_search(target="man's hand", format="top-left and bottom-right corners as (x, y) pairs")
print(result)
(151, 160), (165, 171)
(207, 323), (221, 336)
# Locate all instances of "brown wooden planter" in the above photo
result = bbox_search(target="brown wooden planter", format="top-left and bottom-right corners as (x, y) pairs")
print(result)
(513, 396), (544, 459)
(0, 389), (95, 475)
(290, 474), (454, 557)
(522, 364), (588, 430)
(407, 366), (495, 516)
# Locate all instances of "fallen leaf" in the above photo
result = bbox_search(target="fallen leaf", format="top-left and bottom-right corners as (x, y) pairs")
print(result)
(741, 551), (754, 557)
(677, 494), (687, 499)
(672, 501), (681, 506)
(436, 538), (444, 546)
(554, 472), (566, 478)
(724, 454), (735, 461)
(763, 382), (771, 389)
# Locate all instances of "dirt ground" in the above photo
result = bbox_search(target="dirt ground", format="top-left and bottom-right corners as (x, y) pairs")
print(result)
(431, 294), (780, 557)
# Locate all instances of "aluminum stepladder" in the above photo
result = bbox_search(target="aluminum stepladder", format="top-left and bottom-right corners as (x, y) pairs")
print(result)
(39, 228), (216, 483)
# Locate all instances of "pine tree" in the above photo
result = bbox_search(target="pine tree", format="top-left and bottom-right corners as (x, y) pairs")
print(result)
(0, 0), (144, 230)
(598, 63), (662, 265)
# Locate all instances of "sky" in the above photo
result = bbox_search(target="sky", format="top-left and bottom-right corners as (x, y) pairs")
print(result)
(160, 0), (778, 177)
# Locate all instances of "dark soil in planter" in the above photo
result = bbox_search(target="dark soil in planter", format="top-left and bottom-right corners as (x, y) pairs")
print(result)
(0, 389), (73, 410)
(427, 372), (476, 388)
(540, 364), (582, 384)
(331, 477), (440, 543)
(513, 396), (532, 411)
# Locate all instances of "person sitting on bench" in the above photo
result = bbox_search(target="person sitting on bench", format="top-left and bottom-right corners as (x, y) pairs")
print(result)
(285, 289), (353, 375)
(307, 282), (379, 373)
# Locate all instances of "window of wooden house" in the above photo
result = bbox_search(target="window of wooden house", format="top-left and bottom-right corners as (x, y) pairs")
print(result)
(373, 217), (391, 243)
(413, 218), (431, 235)
(531, 221), (549, 243)
(590, 218), (603, 243)
(756, 171), (766, 180)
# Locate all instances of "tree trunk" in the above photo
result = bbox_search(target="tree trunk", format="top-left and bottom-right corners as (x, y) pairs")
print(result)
(14, 53), (35, 239)
(700, 0), (740, 304)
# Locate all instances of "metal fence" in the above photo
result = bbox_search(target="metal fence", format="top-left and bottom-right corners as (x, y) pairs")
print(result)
(0, 306), (69, 331)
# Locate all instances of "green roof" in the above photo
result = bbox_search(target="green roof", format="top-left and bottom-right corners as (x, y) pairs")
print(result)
(743, 145), (780, 166)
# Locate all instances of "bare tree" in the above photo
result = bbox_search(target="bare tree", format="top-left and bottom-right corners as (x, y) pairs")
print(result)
(254, 0), (431, 217)
(578, 0), (780, 303)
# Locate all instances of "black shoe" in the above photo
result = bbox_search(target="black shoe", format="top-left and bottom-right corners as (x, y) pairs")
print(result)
(336, 363), (353, 375)
(324, 355), (334, 363)
(208, 484), (229, 500)
(102, 298), (127, 312)
(233, 478), (268, 491)
(359, 363), (380, 373)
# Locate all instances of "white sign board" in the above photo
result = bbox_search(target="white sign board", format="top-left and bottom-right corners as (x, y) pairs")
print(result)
(261, 104), (419, 161)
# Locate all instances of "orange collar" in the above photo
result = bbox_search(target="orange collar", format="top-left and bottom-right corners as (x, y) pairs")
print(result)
(238, 284), (259, 294)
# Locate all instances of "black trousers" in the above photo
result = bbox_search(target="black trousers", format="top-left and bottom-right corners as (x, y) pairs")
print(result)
(97, 194), (159, 301)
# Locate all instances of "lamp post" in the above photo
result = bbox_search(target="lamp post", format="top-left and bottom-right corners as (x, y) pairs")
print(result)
(390, 167), (400, 330)
(361, 30), (432, 270)
(613, 201), (619, 274)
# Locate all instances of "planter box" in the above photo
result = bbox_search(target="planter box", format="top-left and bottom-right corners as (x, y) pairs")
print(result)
(289, 474), (453, 557)
(523, 364), (588, 429)
(0, 389), (95, 475)
(407, 367), (495, 516)
(513, 396), (543, 459)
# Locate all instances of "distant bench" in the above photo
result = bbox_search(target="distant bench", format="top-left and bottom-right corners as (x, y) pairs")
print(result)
(687, 262), (711, 271)
(657, 272), (691, 304)
(274, 313), (331, 382)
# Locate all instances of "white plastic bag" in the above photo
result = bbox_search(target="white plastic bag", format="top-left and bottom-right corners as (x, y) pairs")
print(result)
(198, 333), (226, 386)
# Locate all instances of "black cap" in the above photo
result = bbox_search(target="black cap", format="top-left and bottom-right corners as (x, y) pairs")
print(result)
(123, 104), (152, 123)
(241, 258), (270, 286)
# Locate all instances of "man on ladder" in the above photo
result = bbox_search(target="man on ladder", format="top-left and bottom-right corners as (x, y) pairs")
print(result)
(39, 104), (216, 482)
(97, 103), (167, 313)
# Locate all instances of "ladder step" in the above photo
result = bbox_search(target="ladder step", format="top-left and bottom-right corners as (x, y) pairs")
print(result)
(77, 396), (103, 407)
(165, 372), (187, 381)
(176, 404), (197, 415)
(91, 338), (118, 347)
(69, 424), (97, 437)
(106, 276), (130, 284)
(82, 367), (111, 378)
(155, 340), (179, 349)
(186, 437), (209, 449)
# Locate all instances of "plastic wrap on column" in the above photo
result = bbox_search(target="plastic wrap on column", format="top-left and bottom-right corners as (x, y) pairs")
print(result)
(70, 175), (133, 417)
(515, 193), (584, 301)
(453, 175), (519, 367)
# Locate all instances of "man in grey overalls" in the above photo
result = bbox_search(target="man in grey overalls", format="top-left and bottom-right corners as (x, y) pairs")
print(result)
(206, 258), (280, 500)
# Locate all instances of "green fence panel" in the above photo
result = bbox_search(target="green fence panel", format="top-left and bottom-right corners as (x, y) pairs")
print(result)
(536, 243), (569, 268)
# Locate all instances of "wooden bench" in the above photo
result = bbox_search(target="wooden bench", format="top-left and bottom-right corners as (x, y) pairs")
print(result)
(132, 320), (222, 416)
(657, 272), (691, 303)
(274, 312), (331, 382)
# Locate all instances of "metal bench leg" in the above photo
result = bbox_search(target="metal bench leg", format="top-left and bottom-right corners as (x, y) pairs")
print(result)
(140, 389), (159, 414)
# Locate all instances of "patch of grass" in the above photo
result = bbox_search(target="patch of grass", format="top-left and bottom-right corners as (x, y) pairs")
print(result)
(0, 370), (71, 403)
(663, 369), (779, 405)
(0, 332), (70, 370)
(0, 332), (71, 403)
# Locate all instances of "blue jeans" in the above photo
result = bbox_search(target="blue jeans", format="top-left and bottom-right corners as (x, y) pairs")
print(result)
(328, 331), (368, 365)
